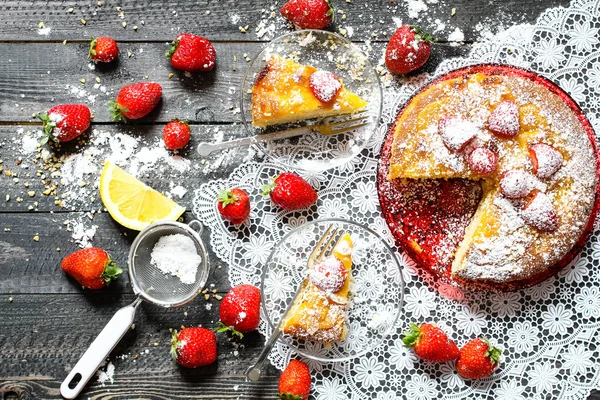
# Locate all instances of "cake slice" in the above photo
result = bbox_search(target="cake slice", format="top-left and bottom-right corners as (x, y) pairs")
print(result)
(281, 233), (353, 344)
(251, 55), (368, 128)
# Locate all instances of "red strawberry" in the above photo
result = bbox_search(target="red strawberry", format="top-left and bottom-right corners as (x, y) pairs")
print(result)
(385, 25), (432, 75)
(217, 284), (261, 338)
(522, 190), (558, 232)
(500, 170), (532, 199)
(488, 100), (520, 137)
(310, 257), (347, 292)
(281, 0), (334, 30)
(309, 70), (342, 103)
(402, 322), (459, 362)
(109, 82), (162, 121)
(37, 104), (91, 144)
(529, 143), (563, 179)
(467, 147), (498, 175)
(60, 248), (122, 290)
(457, 337), (501, 379)
(89, 36), (118, 63)
(217, 188), (251, 225)
(262, 173), (318, 211)
(171, 327), (217, 368)
(438, 116), (479, 152)
(167, 33), (216, 72)
(163, 119), (191, 150)
(278, 359), (311, 400)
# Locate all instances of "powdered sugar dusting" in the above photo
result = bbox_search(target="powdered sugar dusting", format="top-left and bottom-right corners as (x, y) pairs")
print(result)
(151, 234), (202, 285)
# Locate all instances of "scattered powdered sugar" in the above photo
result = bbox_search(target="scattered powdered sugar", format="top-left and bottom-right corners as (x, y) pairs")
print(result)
(447, 27), (465, 42)
(229, 13), (241, 24)
(97, 361), (115, 386)
(21, 132), (40, 154)
(404, 0), (429, 19)
(37, 26), (51, 36)
(66, 218), (98, 248)
(438, 117), (480, 152)
(168, 185), (188, 199)
(151, 234), (202, 285)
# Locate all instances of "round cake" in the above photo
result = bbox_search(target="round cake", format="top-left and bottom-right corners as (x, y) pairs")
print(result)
(377, 64), (600, 292)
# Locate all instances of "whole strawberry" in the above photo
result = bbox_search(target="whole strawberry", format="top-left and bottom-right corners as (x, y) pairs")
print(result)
(402, 322), (460, 362)
(109, 82), (162, 122)
(281, 0), (334, 30)
(278, 359), (311, 400)
(171, 327), (217, 368)
(262, 173), (318, 211)
(89, 36), (119, 63)
(457, 337), (501, 379)
(37, 104), (91, 144)
(163, 119), (191, 150)
(217, 188), (250, 225)
(167, 33), (216, 72)
(385, 25), (432, 75)
(61, 248), (122, 290)
(217, 284), (261, 338)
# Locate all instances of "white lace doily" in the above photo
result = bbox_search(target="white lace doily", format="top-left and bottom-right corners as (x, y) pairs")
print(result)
(193, 0), (600, 397)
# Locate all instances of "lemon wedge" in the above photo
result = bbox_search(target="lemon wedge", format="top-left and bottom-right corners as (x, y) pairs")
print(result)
(99, 161), (185, 231)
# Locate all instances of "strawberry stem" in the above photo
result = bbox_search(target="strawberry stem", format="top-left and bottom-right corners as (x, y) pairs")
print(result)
(88, 36), (97, 59)
(170, 329), (180, 360)
(325, 0), (336, 23)
(409, 25), (436, 43)
(261, 179), (276, 197)
(36, 112), (56, 145)
(215, 321), (244, 339)
(279, 393), (305, 400)
(165, 39), (180, 59)
(108, 100), (129, 122)
(101, 258), (123, 286)
(217, 189), (237, 208)
(482, 337), (502, 364)
(401, 323), (422, 348)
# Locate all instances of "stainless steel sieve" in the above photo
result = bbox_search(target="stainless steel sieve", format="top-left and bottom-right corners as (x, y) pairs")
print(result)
(60, 220), (209, 399)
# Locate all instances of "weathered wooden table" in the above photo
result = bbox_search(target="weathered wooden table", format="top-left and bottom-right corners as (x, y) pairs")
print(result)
(0, 1), (598, 399)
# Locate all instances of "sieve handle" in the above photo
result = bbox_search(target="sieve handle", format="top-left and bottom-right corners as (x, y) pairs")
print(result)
(60, 298), (141, 399)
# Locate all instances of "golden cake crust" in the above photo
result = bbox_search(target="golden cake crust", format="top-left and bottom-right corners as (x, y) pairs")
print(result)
(251, 55), (368, 128)
(387, 71), (597, 285)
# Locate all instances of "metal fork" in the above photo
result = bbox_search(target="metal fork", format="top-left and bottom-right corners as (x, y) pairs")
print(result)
(197, 111), (369, 157)
(245, 224), (343, 382)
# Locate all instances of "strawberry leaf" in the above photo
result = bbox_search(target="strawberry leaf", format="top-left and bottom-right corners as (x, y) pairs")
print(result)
(482, 337), (502, 364)
(88, 36), (97, 59)
(214, 321), (244, 339)
(36, 112), (57, 145)
(108, 100), (129, 122)
(165, 39), (180, 59)
(217, 189), (237, 208)
(279, 393), (305, 400)
(409, 25), (436, 43)
(261, 179), (276, 196)
(101, 258), (123, 286)
(325, 0), (336, 22)
(170, 329), (180, 360)
(401, 323), (422, 348)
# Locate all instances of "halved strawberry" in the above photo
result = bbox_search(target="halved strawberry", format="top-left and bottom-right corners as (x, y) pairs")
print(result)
(488, 101), (520, 137)
(529, 143), (563, 179)
(309, 70), (342, 103)
(438, 116), (479, 152)
(467, 147), (498, 175)
(500, 170), (532, 199)
(521, 190), (558, 232)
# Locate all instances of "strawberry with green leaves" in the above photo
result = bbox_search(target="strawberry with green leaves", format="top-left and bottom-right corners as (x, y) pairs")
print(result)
(385, 25), (433, 75)
(217, 188), (250, 225)
(402, 322), (460, 362)
(109, 82), (162, 122)
(457, 337), (501, 379)
(262, 173), (318, 211)
(89, 36), (119, 63)
(278, 359), (311, 400)
(171, 327), (217, 368)
(217, 284), (261, 338)
(281, 0), (334, 30)
(166, 33), (216, 72)
(60, 247), (122, 290)
(37, 104), (91, 144)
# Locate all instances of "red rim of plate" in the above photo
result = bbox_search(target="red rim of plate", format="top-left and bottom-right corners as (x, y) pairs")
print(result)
(376, 63), (600, 293)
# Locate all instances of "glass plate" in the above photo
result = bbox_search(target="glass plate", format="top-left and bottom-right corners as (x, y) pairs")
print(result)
(241, 30), (383, 173)
(260, 218), (403, 362)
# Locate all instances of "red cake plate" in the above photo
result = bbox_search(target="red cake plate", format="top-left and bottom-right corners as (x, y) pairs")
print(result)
(377, 64), (600, 297)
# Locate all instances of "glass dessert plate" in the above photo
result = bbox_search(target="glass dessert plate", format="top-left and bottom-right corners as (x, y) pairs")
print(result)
(260, 218), (403, 362)
(241, 30), (383, 173)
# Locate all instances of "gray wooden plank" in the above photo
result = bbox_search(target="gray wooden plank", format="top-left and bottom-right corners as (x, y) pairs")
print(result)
(0, 41), (469, 123)
(0, 0), (570, 42)
(0, 293), (279, 399)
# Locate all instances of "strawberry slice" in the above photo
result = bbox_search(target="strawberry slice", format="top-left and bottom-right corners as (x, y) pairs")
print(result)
(488, 100), (520, 137)
(309, 70), (342, 103)
(467, 147), (498, 175)
(529, 143), (563, 179)
(310, 257), (347, 293)
(438, 116), (479, 152)
(500, 170), (532, 199)
(522, 190), (558, 232)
